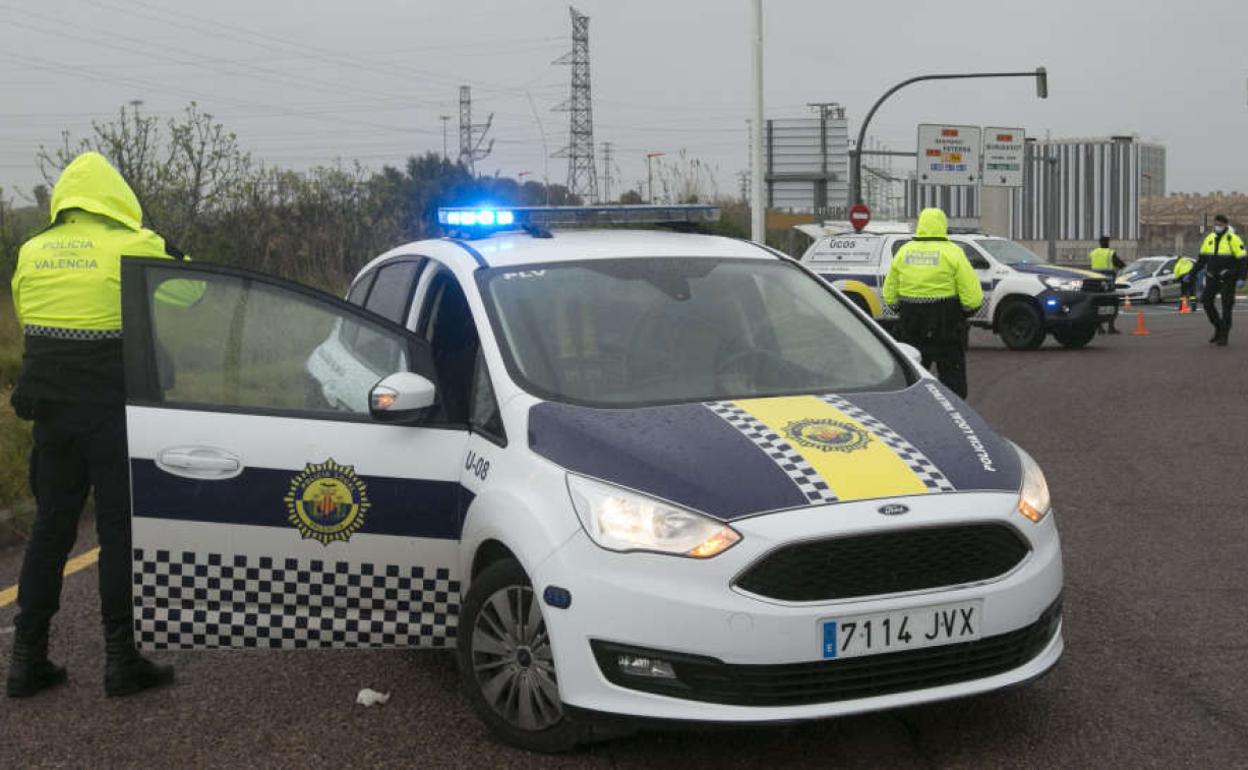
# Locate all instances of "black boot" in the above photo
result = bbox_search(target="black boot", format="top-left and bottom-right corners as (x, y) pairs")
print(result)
(104, 624), (174, 697)
(6, 625), (68, 698)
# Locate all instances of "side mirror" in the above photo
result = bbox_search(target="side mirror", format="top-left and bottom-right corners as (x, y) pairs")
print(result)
(370, 372), (436, 423)
(896, 342), (924, 367)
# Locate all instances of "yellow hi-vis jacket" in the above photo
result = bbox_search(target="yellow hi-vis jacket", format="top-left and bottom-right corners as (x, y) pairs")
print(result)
(883, 208), (983, 311)
(1089, 247), (1116, 271)
(1173, 257), (1195, 278)
(11, 151), (200, 335)
(1199, 229), (1246, 259)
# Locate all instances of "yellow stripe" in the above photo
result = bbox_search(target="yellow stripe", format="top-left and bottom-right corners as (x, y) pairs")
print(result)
(0, 547), (100, 610)
(734, 396), (930, 501)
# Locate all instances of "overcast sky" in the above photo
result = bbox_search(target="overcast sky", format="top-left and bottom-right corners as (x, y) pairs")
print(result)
(1, 0), (1246, 202)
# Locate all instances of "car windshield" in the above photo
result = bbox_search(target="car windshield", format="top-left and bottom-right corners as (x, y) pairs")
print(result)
(976, 238), (1047, 266)
(480, 257), (909, 407)
(1121, 260), (1162, 280)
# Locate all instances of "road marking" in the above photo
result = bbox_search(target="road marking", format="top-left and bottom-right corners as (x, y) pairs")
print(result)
(0, 547), (100, 610)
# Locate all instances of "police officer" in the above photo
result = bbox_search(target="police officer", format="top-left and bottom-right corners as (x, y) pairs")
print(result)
(1193, 214), (1247, 345)
(6, 152), (198, 697)
(1173, 255), (1197, 309)
(883, 207), (983, 398)
(1089, 236), (1125, 334)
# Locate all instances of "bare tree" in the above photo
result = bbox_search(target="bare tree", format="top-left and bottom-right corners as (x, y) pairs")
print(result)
(654, 150), (719, 204)
(37, 102), (253, 248)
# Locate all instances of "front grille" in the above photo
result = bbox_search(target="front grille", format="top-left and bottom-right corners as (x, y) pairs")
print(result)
(1082, 278), (1112, 293)
(734, 523), (1030, 602)
(591, 597), (1061, 707)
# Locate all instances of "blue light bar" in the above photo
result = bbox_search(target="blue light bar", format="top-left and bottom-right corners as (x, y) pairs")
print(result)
(437, 205), (720, 236)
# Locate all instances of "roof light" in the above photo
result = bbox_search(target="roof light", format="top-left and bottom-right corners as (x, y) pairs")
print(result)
(437, 205), (721, 239)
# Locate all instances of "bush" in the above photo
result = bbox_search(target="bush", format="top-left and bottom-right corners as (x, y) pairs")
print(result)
(0, 386), (32, 513)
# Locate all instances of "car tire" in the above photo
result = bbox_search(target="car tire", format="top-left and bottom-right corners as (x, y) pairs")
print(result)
(456, 558), (588, 753)
(846, 292), (872, 316)
(1148, 286), (1161, 304)
(1051, 325), (1097, 349)
(997, 301), (1046, 350)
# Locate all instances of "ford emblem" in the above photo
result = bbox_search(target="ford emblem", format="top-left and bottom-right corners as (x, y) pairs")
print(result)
(877, 503), (910, 516)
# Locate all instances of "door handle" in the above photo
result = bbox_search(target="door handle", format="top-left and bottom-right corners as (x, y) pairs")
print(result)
(156, 447), (243, 480)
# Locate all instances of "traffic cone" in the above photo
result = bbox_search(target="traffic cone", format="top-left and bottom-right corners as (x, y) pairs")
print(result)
(1132, 310), (1149, 336)
(1122, 295), (1132, 311)
(1179, 296), (1191, 314)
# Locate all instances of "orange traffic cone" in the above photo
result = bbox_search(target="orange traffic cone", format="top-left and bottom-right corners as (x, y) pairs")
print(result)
(1132, 310), (1149, 336)
(1179, 296), (1191, 314)
(1122, 295), (1132, 311)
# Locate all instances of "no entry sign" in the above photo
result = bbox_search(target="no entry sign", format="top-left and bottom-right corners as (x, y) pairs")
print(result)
(849, 203), (871, 232)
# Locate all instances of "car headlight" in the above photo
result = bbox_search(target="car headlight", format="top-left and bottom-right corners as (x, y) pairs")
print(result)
(566, 475), (741, 558)
(1042, 276), (1083, 291)
(1015, 445), (1051, 523)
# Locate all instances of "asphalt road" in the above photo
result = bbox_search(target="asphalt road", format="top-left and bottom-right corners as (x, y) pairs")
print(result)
(2, 308), (1246, 768)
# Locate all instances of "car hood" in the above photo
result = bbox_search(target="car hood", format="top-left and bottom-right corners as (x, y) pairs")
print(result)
(528, 381), (1021, 521)
(1009, 263), (1105, 281)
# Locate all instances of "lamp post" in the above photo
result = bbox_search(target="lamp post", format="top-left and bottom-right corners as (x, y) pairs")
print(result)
(645, 152), (665, 203)
(849, 67), (1048, 206)
(749, 0), (765, 242)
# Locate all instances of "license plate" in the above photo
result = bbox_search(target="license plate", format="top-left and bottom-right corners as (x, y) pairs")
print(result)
(821, 600), (982, 659)
(1097, 305), (1116, 316)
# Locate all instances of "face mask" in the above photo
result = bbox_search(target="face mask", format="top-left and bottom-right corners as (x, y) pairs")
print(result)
(1215, 226), (1227, 234)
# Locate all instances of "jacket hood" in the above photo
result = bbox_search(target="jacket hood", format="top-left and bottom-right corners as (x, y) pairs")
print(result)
(528, 381), (1021, 522)
(49, 152), (144, 231)
(915, 208), (948, 239)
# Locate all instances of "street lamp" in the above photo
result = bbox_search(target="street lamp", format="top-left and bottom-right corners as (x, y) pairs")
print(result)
(645, 152), (665, 204)
(849, 67), (1048, 206)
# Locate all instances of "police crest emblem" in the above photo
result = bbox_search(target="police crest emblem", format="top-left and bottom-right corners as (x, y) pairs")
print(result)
(784, 418), (872, 453)
(284, 459), (370, 545)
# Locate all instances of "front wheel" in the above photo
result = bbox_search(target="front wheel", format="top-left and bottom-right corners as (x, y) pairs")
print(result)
(1051, 325), (1097, 349)
(997, 301), (1046, 350)
(1148, 286), (1161, 304)
(457, 559), (585, 753)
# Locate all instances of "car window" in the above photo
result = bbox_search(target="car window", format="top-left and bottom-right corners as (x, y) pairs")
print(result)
(959, 242), (992, 270)
(469, 349), (505, 444)
(144, 267), (415, 417)
(420, 268), (483, 424)
(481, 258), (908, 407)
(364, 260), (421, 324)
(346, 270), (376, 306)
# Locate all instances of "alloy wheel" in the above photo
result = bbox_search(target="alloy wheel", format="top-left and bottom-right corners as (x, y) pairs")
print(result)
(471, 585), (562, 731)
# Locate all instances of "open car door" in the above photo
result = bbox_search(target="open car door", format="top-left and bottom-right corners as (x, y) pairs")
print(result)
(121, 259), (469, 651)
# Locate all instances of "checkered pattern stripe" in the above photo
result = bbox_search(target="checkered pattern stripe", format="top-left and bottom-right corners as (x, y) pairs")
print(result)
(25, 324), (122, 340)
(133, 549), (460, 650)
(817, 395), (957, 493)
(704, 401), (840, 505)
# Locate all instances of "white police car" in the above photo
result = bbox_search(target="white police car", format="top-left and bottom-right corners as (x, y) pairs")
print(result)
(801, 227), (1119, 349)
(119, 206), (1062, 752)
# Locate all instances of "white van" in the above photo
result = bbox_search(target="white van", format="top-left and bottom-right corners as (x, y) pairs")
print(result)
(800, 229), (1120, 349)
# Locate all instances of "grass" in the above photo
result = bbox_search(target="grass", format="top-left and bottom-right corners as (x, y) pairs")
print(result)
(1, 290), (33, 532)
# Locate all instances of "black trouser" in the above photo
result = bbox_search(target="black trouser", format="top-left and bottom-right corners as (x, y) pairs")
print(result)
(1201, 269), (1240, 340)
(1180, 275), (1195, 299)
(15, 402), (132, 636)
(897, 299), (969, 398)
(1096, 270), (1118, 332)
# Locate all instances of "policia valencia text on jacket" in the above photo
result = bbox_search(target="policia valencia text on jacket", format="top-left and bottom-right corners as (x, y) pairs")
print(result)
(6, 152), (201, 698)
